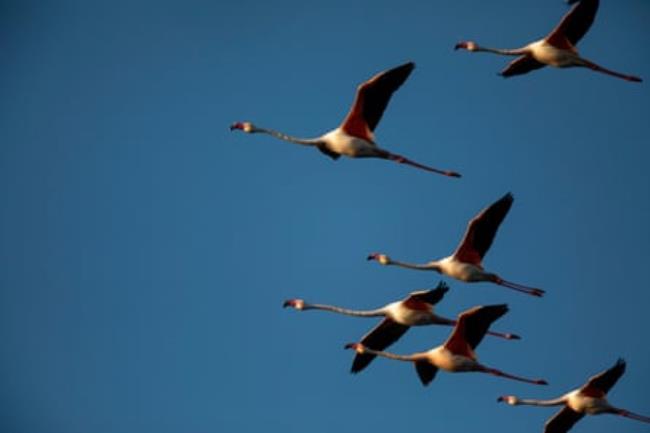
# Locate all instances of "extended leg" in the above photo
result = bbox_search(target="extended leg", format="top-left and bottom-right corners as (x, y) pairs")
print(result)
(481, 365), (548, 386)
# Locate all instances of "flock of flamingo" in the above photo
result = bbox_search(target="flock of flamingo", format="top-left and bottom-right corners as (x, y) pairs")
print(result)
(231, 1), (646, 432)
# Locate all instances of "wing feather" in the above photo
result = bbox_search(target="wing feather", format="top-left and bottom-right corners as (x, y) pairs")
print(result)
(581, 358), (626, 394)
(453, 193), (513, 265)
(547, 0), (599, 46)
(350, 319), (409, 373)
(444, 304), (509, 355)
(500, 56), (546, 78)
(544, 407), (584, 433)
(341, 62), (414, 140)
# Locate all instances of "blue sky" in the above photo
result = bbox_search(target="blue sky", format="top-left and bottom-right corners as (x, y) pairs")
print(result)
(1, 1), (649, 432)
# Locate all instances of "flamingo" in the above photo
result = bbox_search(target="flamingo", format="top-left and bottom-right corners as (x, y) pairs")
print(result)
(454, 0), (642, 82)
(498, 359), (650, 433)
(367, 192), (545, 297)
(283, 282), (520, 373)
(344, 304), (547, 386)
(230, 62), (461, 177)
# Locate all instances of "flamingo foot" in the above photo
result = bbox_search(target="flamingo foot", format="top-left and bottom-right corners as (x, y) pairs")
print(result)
(386, 152), (461, 178)
(487, 330), (521, 340)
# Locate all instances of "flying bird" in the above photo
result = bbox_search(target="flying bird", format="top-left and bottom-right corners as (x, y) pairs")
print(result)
(283, 282), (520, 373)
(367, 193), (545, 297)
(230, 62), (461, 177)
(498, 359), (650, 433)
(454, 0), (642, 82)
(345, 304), (547, 386)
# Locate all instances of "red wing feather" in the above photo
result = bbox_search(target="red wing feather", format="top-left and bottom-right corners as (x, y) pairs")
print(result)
(453, 193), (513, 265)
(404, 282), (450, 307)
(444, 305), (509, 355)
(546, 0), (599, 47)
(340, 62), (414, 140)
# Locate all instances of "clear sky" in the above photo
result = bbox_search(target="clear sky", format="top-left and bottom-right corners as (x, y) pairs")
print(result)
(1, 1), (649, 432)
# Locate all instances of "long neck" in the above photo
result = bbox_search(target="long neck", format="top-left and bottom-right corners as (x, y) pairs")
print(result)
(476, 45), (528, 56)
(515, 397), (566, 407)
(303, 303), (385, 318)
(388, 258), (441, 272)
(362, 347), (419, 362)
(253, 127), (322, 146)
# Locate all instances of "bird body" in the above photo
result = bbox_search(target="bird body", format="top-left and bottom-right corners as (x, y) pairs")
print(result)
(564, 390), (614, 415)
(431, 256), (493, 283)
(526, 40), (580, 68)
(421, 346), (479, 372)
(382, 300), (442, 326)
(231, 62), (461, 177)
(318, 127), (378, 158)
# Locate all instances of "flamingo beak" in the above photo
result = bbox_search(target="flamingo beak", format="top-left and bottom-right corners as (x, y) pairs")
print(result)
(496, 396), (505, 403)
(229, 122), (242, 131)
(366, 253), (378, 261)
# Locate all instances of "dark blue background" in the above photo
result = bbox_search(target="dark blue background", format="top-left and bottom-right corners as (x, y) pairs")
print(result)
(1, 1), (649, 432)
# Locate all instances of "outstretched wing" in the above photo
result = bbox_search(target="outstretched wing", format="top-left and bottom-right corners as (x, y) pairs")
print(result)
(350, 319), (409, 373)
(547, 0), (599, 46)
(405, 282), (450, 306)
(500, 56), (546, 78)
(581, 358), (626, 395)
(453, 193), (514, 265)
(544, 407), (584, 433)
(340, 62), (415, 141)
(444, 304), (509, 359)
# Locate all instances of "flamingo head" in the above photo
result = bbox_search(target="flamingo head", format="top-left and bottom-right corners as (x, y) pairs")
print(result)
(283, 299), (305, 310)
(497, 395), (520, 405)
(230, 121), (255, 133)
(344, 343), (366, 354)
(454, 41), (478, 52)
(366, 253), (391, 266)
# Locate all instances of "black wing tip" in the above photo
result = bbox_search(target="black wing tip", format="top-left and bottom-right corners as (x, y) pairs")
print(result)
(485, 303), (510, 319)
(349, 352), (372, 374)
(350, 361), (367, 374)
(436, 281), (450, 292)
(394, 61), (416, 78)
